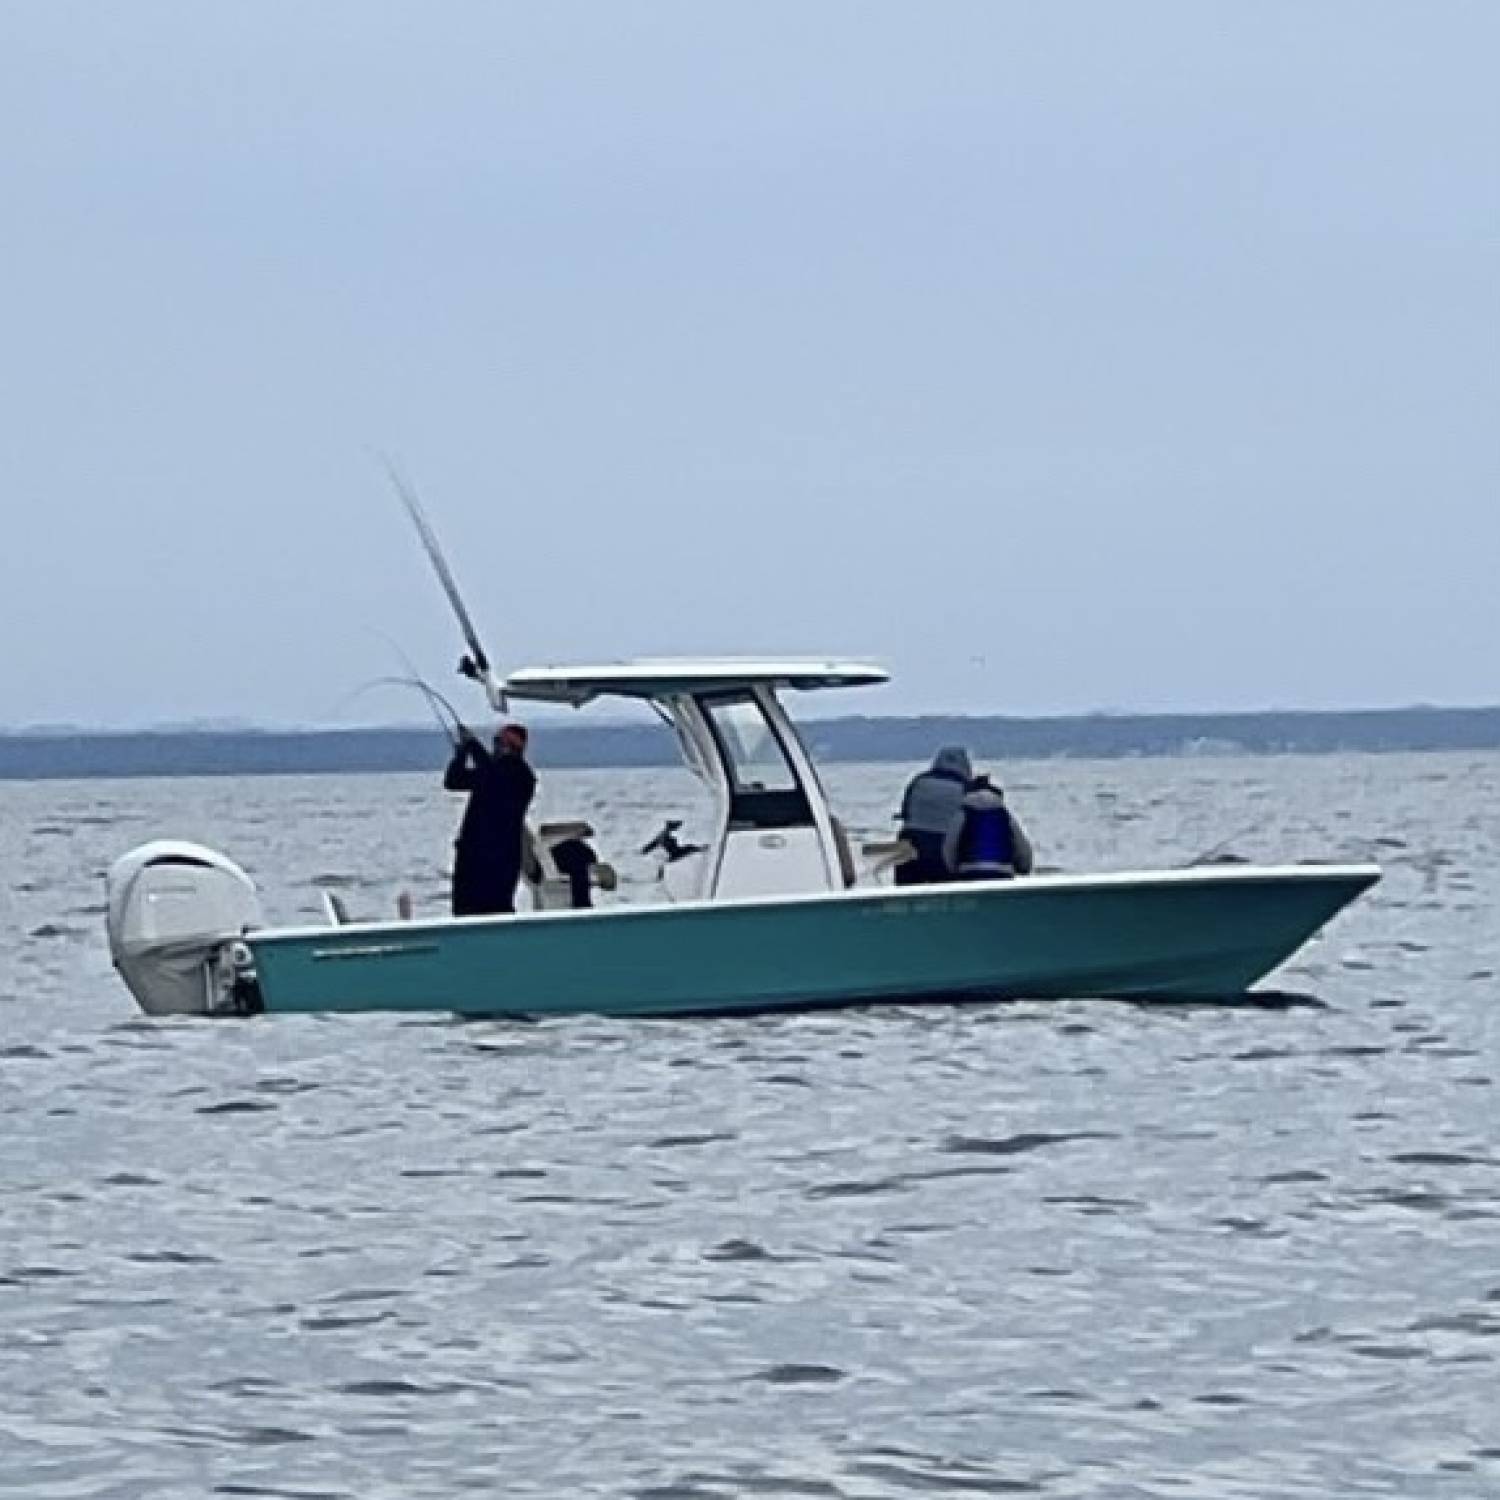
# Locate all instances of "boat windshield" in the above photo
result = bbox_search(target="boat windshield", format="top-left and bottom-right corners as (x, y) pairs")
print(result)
(699, 693), (812, 828)
(702, 695), (797, 792)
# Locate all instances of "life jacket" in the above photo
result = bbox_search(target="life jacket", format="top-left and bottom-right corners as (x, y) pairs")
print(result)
(956, 788), (1016, 877)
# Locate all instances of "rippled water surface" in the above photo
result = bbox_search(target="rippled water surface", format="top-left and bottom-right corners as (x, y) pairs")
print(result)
(2, 754), (1498, 1498)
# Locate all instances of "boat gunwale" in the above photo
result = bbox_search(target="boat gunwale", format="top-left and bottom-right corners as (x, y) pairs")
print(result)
(248, 861), (1382, 948)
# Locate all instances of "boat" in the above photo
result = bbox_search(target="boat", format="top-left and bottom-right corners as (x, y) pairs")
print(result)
(105, 657), (1379, 1018)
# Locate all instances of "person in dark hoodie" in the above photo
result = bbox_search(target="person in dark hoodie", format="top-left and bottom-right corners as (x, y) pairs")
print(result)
(443, 722), (537, 916)
(943, 774), (1034, 880)
(894, 746), (973, 884)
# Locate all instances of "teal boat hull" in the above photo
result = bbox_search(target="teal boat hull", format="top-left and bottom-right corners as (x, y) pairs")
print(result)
(244, 864), (1379, 1017)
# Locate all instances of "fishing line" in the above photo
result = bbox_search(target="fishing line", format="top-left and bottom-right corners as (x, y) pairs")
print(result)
(1185, 823), (1258, 866)
(363, 626), (472, 742)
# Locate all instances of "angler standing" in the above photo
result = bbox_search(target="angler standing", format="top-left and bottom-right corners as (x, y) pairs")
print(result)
(444, 722), (537, 915)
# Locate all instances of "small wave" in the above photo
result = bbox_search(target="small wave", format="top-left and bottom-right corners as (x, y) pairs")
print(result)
(2, 1264), (81, 1283)
(215, 1486), (350, 1499)
(648, 1131), (738, 1149)
(1044, 1194), (1144, 1214)
(849, 1448), (1042, 1494)
(806, 1177), (908, 1200)
(228, 1426), (318, 1447)
(208, 1377), (284, 1397)
(337, 1378), (437, 1396)
(1410, 1313), (1500, 1337)
(1371, 1189), (1452, 1212)
(941, 1130), (1109, 1156)
(1390, 1150), (1496, 1168)
(704, 1239), (783, 1263)
(300, 1310), (394, 1332)
(750, 1363), (845, 1385)
(1217, 1217), (1282, 1236)
(255, 1077), (322, 1095)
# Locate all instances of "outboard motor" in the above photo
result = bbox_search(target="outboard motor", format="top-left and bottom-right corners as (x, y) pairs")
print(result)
(106, 841), (263, 1016)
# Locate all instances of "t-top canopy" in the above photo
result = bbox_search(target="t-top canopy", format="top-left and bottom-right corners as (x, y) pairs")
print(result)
(502, 658), (889, 706)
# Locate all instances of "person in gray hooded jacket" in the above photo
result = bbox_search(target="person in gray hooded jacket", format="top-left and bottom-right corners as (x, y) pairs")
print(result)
(895, 746), (973, 884)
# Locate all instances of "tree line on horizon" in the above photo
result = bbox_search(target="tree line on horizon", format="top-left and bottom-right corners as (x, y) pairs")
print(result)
(3, 705), (1500, 779)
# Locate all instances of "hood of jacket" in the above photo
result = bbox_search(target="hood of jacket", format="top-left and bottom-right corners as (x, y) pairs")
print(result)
(930, 746), (973, 781)
(901, 748), (974, 836)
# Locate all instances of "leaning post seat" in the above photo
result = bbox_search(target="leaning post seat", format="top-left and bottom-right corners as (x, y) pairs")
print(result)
(526, 821), (614, 910)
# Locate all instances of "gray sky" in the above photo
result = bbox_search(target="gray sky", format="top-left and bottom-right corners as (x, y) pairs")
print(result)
(1, 2), (1495, 727)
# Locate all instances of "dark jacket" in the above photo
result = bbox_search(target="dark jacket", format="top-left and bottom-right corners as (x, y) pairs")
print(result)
(444, 738), (537, 915)
(444, 738), (536, 850)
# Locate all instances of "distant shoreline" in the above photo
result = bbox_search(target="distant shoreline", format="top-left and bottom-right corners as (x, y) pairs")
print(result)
(3, 705), (1499, 780)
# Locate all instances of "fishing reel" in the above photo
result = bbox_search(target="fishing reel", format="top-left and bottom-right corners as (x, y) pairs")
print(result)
(457, 652), (508, 713)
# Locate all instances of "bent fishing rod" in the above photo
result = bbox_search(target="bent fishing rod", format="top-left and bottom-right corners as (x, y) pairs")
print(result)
(364, 626), (476, 746)
(343, 673), (468, 747)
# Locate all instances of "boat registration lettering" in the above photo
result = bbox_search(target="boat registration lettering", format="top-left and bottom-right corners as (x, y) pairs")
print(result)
(873, 896), (978, 918)
(310, 942), (441, 962)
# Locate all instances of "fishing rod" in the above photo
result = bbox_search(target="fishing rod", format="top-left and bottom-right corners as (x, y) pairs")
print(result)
(364, 626), (476, 742)
(351, 674), (468, 746)
(333, 667), (467, 746)
(379, 454), (507, 713)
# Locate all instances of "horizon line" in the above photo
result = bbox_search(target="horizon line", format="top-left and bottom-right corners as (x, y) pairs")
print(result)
(4, 699), (1500, 738)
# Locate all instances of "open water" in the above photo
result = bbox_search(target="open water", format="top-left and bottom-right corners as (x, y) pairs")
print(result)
(1, 753), (1497, 1498)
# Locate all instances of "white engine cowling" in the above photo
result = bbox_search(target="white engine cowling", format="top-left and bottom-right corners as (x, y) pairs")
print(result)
(106, 841), (263, 1016)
